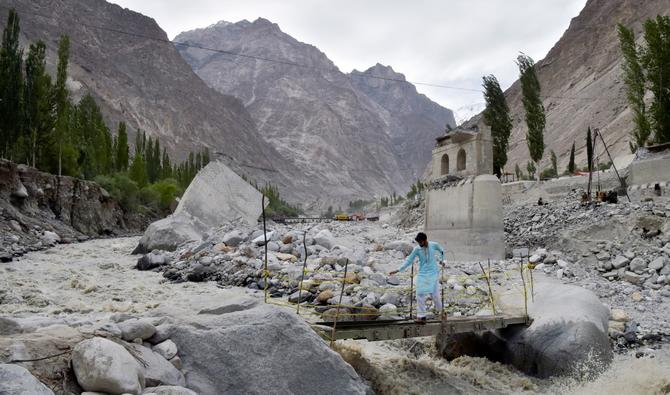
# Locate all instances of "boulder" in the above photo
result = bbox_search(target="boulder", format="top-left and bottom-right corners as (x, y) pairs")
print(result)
(135, 161), (265, 253)
(41, 230), (60, 245)
(222, 230), (245, 247)
(252, 231), (274, 246)
(133, 212), (208, 253)
(153, 340), (178, 360)
(119, 319), (157, 341)
(143, 386), (197, 395)
(168, 305), (367, 394)
(622, 271), (643, 285)
(314, 229), (335, 250)
(629, 257), (648, 274)
(0, 364), (54, 395)
(126, 344), (185, 387)
(491, 275), (613, 378)
(610, 255), (629, 270)
(137, 251), (169, 271)
(384, 241), (414, 255)
(649, 256), (667, 271)
(72, 337), (145, 394)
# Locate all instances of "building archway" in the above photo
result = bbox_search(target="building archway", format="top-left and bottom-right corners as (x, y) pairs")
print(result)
(457, 149), (466, 171)
(441, 154), (449, 175)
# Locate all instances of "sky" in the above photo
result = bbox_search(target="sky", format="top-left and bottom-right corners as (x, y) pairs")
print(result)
(108, 0), (587, 116)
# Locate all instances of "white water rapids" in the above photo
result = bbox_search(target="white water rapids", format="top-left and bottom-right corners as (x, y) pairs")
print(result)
(1, 237), (669, 394)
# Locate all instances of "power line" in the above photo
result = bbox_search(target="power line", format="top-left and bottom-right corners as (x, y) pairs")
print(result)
(0, 4), (618, 102)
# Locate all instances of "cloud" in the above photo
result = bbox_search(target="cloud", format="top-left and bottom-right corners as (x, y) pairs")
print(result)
(109, 0), (587, 112)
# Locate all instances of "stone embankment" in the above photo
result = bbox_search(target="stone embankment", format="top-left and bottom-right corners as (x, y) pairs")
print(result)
(0, 159), (151, 261)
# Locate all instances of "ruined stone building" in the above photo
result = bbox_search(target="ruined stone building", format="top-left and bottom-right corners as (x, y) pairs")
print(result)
(425, 122), (504, 262)
(431, 124), (493, 179)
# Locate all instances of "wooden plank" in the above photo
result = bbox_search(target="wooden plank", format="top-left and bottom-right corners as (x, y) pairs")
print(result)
(315, 315), (530, 341)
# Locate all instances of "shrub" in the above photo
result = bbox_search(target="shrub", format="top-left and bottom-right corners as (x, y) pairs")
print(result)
(95, 173), (139, 211)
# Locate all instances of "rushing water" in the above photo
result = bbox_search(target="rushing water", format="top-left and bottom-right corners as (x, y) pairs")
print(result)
(336, 339), (670, 395)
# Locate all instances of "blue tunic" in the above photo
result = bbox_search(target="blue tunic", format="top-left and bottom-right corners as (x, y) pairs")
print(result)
(397, 241), (445, 294)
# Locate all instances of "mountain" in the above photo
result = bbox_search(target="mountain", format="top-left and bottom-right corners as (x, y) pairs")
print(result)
(454, 103), (485, 126)
(0, 0), (293, 194)
(498, 0), (670, 172)
(175, 19), (455, 204)
(349, 64), (455, 181)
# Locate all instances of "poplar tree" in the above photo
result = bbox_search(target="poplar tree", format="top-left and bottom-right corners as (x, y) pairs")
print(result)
(641, 16), (670, 144)
(0, 8), (24, 159)
(586, 127), (594, 173)
(482, 74), (512, 177)
(53, 35), (74, 176)
(115, 122), (129, 171)
(618, 24), (651, 151)
(567, 142), (576, 174)
(152, 138), (161, 182)
(24, 41), (53, 168)
(129, 154), (148, 188)
(517, 54), (545, 180)
(550, 150), (557, 178)
(162, 148), (171, 179)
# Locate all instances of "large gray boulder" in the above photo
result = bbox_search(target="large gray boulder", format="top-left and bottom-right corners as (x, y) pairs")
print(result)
(134, 161), (264, 253)
(143, 386), (197, 395)
(168, 304), (368, 394)
(497, 275), (612, 378)
(0, 364), (54, 395)
(72, 337), (145, 394)
(126, 344), (186, 387)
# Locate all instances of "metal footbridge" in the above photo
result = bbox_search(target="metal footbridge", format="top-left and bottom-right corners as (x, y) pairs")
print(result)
(312, 315), (530, 342)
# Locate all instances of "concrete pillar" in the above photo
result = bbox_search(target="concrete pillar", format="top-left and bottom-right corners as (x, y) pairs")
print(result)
(424, 175), (504, 262)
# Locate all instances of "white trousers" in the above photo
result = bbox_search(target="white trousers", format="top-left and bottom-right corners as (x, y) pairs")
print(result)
(416, 280), (442, 318)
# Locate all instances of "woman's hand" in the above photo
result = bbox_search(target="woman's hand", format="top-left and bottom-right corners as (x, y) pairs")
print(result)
(389, 270), (398, 275)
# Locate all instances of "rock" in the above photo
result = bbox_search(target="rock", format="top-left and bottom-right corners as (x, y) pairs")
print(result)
(379, 304), (401, 319)
(610, 309), (629, 322)
(137, 251), (169, 271)
(386, 276), (401, 285)
(148, 325), (172, 345)
(120, 319), (157, 341)
(489, 275), (612, 378)
(624, 250), (636, 260)
(72, 337), (144, 394)
(649, 256), (667, 271)
(529, 254), (543, 263)
(153, 340), (179, 360)
(631, 292), (643, 302)
(267, 241), (280, 252)
(169, 356), (183, 370)
(282, 234), (294, 244)
(168, 305), (367, 393)
(276, 253), (297, 262)
(222, 230), (245, 247)
(316, 290), (334, 304)
(133, 212), (208, 254)
(143, 386), (197, 395)
(0, 364), (54, 395)
(314, 229), (335, 250)
(41, 230), (60, 245)
(288, 290), (313, 303)
(629, 257), (648, 274)
(126, 344), (185, 387)
(0, 251), (12, 262)
(610, 255), (630, 270)
(380, 292), (400, 306)
(12, 182), (28, 198)
(384, 241), (414, 255)
(252, 231), (274, 246)
(595, 252), (610, 261)
(622, 271), (643, 285)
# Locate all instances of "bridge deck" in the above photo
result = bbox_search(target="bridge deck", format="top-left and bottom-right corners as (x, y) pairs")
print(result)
(314, 315), (530, 341)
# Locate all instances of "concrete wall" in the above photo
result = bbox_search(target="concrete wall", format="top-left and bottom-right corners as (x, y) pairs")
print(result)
(425, 175), (504, 262)
(628, 155), (670, 186)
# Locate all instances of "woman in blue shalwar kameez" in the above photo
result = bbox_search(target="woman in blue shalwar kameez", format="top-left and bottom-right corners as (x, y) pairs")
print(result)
(390, 232), (445, 324)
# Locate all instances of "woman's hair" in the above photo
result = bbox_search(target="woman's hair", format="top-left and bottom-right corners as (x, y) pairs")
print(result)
(415, 232), (427, 242)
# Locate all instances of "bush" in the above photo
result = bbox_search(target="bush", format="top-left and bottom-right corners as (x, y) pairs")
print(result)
(540, 168), (557, 179)
(143, 179), (182, 211)
(95, 173), (139, 211)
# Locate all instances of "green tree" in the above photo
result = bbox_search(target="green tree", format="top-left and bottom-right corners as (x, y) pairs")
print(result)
(586, 127), (594, 173)
(526, 161), (536, 180)
(202, 148), (210, 166)
(550, 150), (557, 178)
(482, 74), (512, 177)
(53, 35), (75, 176)
(161, 148), (171, 179)
(514, 163), (522, 180)
(145, 137), (154, 182)
(152, 138), (161, 182)
(0, 8), (24, 159)
(567, 142), (576, 174)
(618, 24), (651, 151)
(517, 54), (545, 180)
(23, 40), (53, 168)
(641, 16), (670, 144)
(129, 153), (148, 188)
(115, 122), (129, 171)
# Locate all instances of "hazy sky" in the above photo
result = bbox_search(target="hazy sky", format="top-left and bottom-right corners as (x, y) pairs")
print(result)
(109, 0), (587, 114)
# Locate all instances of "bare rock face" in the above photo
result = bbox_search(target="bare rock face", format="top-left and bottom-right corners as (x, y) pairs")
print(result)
(475, 0), (670, 172)
(350, 64), (456, 181)
(0, 0), (292, 194)
(175, 19), (454, 206)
